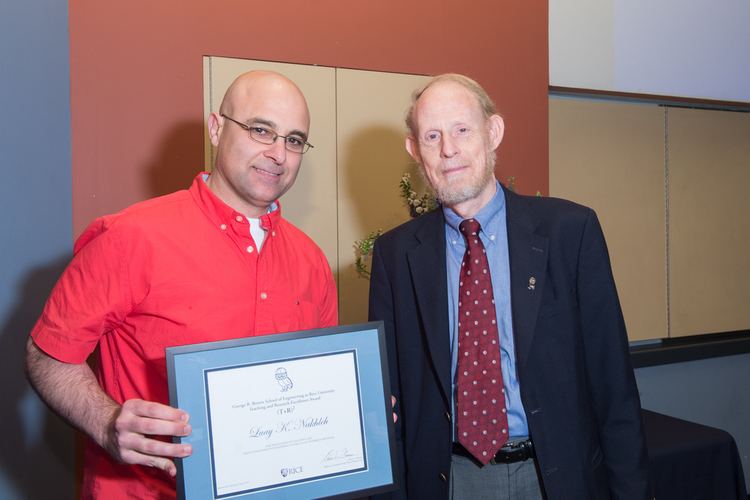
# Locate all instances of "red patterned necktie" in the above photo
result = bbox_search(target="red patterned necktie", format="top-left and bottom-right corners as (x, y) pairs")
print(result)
(456, 218), (509, 464)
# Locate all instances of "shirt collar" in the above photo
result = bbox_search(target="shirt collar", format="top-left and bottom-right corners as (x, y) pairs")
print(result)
(443, 179), (505, 242)
(190, 172), (282, 231)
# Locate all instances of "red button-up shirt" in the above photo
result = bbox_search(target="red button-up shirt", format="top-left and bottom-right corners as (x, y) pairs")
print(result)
(32, 173), (337, 499)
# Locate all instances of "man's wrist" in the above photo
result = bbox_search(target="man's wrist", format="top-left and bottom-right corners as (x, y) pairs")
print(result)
(93, 399), (122, 453)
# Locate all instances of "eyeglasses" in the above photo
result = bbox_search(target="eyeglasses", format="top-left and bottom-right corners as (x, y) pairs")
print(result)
(220, 113), (314, 154)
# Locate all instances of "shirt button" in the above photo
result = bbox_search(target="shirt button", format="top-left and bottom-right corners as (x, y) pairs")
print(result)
(246, 245), (254, 253)
(235, 215), (243, 222)
(489, 234), (496, 241)
(260, 292), (268, 300)
(272, 231), (276, 237)
(220, 224), (227, 231)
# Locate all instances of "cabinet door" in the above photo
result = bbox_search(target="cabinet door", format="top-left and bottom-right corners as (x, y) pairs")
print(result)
(336, 68), (430, 324)
(668, 108), (750, 337)
(550, 97), (667, 341)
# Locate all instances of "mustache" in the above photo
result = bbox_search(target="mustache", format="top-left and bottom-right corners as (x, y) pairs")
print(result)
(439, 161), (467, 172)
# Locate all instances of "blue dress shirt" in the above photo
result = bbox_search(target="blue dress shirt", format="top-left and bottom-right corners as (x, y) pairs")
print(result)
(444, 181), (529, 439)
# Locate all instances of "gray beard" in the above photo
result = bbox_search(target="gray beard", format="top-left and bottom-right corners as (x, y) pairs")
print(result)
(422, 153), (497, 206)
(435, 181), (487, 206)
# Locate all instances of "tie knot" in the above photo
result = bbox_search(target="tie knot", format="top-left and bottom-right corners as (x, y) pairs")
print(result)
(459, 218), (481, 238)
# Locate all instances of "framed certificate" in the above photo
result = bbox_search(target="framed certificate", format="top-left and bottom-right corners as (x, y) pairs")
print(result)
(166, 321), (398, 499)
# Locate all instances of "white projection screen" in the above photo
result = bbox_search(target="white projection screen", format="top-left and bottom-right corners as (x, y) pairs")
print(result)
(549, 0), (750, 103)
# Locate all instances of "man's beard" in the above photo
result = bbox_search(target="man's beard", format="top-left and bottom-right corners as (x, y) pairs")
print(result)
(423, 152), (497, 206)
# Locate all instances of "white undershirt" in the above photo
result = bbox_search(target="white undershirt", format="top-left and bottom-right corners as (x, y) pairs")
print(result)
(200, 173), (273, 252)
(248, 216), (266, 251)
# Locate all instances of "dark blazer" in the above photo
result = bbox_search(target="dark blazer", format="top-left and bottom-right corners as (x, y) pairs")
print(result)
(369, 185), (649, 500)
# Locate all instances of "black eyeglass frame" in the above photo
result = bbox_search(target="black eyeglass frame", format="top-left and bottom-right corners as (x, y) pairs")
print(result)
(220, 113), (314, 154)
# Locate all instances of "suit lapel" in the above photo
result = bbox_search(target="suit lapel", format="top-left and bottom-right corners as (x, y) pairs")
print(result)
(504, 188), (549, 370)
(407, 210), (452, 405)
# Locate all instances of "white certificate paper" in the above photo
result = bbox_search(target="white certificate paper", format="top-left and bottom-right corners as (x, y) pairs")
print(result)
(205, 350), (366, 497)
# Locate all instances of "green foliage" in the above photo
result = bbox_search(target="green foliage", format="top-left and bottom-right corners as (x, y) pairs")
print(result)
(354, 229), (384, 279)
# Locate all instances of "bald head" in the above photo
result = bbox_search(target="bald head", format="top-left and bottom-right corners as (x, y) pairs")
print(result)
(219, 71), (310, 130)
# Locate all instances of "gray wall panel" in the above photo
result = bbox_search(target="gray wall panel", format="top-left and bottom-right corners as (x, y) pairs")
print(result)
(0, 2), (74, 498)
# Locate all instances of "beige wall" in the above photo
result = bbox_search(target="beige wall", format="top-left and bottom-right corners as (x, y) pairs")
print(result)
(550, 97), (750, 340)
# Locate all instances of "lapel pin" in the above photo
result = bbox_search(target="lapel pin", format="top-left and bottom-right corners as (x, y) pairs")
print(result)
(528, 277), (536, 290)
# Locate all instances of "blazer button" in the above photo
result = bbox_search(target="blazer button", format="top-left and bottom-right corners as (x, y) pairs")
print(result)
(445, 411), (451, 422)
(439, 472), (447, 482)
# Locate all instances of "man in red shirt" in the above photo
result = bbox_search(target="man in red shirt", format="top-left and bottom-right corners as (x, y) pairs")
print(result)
(25, 70), (338, 499)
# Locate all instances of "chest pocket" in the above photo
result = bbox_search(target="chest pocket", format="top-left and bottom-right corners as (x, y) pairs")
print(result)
(257, 296), (320, 335)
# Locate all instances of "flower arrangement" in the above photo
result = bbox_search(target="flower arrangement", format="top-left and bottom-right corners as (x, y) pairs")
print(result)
(399, 173), (438, 217)
(354, 173), (435, 279)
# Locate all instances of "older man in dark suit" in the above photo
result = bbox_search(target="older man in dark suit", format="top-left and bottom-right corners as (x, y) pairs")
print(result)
(369, 74), (649, 499)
